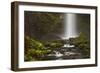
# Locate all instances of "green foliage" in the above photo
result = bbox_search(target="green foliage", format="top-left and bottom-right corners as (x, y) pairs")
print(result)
(25, 36), (51, 61)
(71, 32), (90, 58)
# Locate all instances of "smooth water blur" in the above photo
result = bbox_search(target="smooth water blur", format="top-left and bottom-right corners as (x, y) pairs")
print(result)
(62, 13), (78, 39)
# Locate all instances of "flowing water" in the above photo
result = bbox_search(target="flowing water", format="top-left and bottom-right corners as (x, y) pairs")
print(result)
(55, 13), (79, 59)
(62, 13), (78, 39)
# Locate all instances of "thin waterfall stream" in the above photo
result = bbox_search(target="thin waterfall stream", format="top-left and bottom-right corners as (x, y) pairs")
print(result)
(62, 13), (78, 47)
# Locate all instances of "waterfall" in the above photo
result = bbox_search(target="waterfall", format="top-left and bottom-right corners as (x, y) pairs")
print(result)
(53, 13), (78, 58)
(62, 13), (78, 39)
